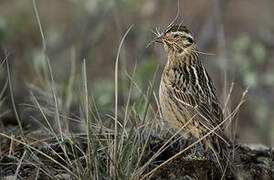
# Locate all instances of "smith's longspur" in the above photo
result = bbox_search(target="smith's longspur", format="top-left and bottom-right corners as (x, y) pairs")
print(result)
(151, 24), (233, 171)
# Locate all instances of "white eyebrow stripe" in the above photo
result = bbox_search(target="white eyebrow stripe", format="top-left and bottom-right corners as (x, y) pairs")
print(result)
(171, 31), (184, 35)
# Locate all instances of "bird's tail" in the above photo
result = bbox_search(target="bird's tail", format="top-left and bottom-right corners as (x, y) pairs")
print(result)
(207, 134), (237, 175)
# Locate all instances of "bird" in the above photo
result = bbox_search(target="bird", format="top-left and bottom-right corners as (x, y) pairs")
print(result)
(151, 24), (233, 172)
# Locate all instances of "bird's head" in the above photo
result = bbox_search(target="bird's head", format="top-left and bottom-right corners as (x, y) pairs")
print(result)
(153, 25), (196, 55)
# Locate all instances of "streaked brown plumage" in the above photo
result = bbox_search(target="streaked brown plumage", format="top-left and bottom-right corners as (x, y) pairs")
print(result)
(154, 25), (232, 171)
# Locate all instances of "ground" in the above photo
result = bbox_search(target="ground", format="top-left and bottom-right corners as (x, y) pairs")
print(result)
(0, 131), (273, 179)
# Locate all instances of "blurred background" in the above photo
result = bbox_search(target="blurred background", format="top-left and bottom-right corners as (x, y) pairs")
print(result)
(0, 0), (273, 146)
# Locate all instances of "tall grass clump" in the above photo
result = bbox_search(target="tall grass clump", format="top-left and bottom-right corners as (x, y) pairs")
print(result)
(0, 4), (162, 178)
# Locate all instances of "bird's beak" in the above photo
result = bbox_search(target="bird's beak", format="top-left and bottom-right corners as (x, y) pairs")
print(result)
(146, 34), (166, 48)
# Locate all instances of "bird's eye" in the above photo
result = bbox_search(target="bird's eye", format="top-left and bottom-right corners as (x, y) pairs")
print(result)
(187, 37), (193, 43)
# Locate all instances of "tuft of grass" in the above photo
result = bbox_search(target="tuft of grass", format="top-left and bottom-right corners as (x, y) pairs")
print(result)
(0, 7), (161, 177)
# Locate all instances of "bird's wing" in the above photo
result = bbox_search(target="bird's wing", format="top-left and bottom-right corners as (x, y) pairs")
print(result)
(166, 63), (224, 132)
(170, 86), (222, 129)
